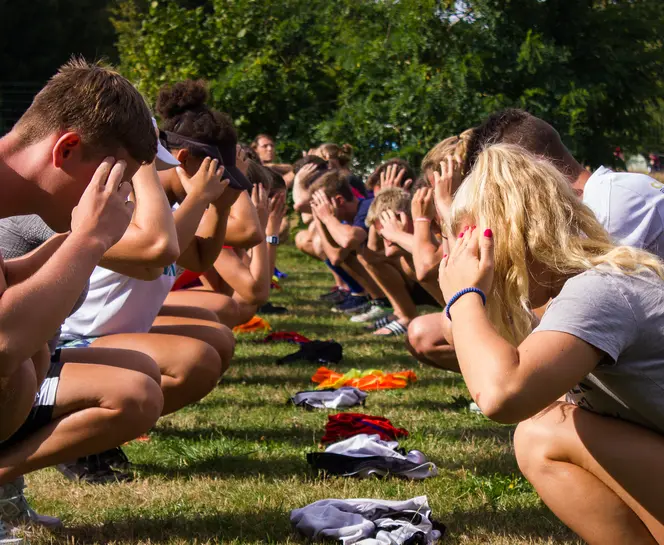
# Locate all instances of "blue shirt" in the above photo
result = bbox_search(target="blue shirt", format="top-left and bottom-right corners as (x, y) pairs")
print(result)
(352, 198), (374, 232)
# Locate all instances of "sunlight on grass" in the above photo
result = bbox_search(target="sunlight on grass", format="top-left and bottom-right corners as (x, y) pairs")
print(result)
(25, 245), (581, 545)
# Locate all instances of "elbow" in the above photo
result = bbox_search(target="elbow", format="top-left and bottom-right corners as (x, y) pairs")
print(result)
(237, 227), (264, 250)
(245, 285), (270, 306)
(474, 389), (523, 424)
(147, 236), (180, 267)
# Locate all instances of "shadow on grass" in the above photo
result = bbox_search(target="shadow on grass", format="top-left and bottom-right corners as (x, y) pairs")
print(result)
(446, 504), (580, 544)
(151, 424), (320, 447)
(56, 508), (293, 544)
(221, 373), (312, 387)
(136, 453), (309, 480)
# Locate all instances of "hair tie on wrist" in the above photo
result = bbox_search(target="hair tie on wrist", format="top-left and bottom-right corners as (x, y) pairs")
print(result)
(415, 217), (432, 223)
(445, 287), (486, 320)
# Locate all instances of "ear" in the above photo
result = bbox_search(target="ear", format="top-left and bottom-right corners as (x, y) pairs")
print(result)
(334, 195), (345, 207)
(174, 148), (189, 163)
(52, 132), (82, 168)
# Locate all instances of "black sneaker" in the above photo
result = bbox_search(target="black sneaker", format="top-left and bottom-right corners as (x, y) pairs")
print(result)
(320, 287), (350, 304)
(98, 446), (132, 471)
(331, 294), (369, 314)
(56, 454), (132, 484)
(258, 302), (288, 315)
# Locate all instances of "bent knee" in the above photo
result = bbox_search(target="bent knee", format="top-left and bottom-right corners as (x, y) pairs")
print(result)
(113, 372), (164, 431)
(406, 317), (431, 353)
(514, 407), (570, 476)
(128, 351), (162, 386)
(185, 342), (223, 394)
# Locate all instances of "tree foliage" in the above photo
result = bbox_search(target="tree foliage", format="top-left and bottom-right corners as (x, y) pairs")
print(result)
(113, 0), (664, 169)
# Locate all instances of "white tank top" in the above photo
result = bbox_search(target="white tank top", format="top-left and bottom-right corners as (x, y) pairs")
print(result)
(61, 264), (179, 340)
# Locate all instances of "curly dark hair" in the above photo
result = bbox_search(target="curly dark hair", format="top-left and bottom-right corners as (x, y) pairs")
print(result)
(366, 158), (415, 191)
(156, 79), (236, 148)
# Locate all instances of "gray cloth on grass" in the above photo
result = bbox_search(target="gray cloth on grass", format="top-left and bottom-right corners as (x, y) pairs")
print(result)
(290, 495), (443, 544)
(290, 387), (368, 410)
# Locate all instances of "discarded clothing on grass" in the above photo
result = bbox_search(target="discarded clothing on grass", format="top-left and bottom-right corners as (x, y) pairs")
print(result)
(274, 267), (288, 279)
(264, 331), (312, 344)
(312, 367), (417, 391)
(290, 387), (367, 410)
(271, 276), (282, 290)
(277, 341), (343, 365)
(232, 315), (271, 334)
(322, 413), (409, 444)
(308, 434), (438, 480)
(290, 495), (444, 544)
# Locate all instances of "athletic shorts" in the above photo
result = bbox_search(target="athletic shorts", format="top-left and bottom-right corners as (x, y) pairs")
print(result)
(58, 337), (99, 349)
(409, 283), (441, 308)
(0, 351), (65, 451)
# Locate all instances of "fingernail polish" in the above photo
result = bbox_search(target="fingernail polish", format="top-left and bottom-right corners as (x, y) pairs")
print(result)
(443, 254), (448, 258)
(458, 231), (464, 238)
(471, 225), (477, 231)
(484, 229), (493, 238)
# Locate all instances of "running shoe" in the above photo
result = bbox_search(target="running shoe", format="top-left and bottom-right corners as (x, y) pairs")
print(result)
(319, 287), (349, 304)
(98, 446), (132, 471)
(0, 476), (61, 529)
(56, 454), (132, 484)
(331, 295), (369, 314)
(350, 305), (391, 323)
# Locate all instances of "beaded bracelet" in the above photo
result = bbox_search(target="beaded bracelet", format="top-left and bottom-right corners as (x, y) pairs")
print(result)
(445, 287), (486, 320)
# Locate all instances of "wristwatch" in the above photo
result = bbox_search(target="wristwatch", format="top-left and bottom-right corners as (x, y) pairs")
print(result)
(266, 235), (280, 245)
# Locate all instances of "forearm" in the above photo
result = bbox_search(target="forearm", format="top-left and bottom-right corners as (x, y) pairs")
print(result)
(389, 231), (415, 254)
(173, 195), (209, 252)
(4, 233), (68, 285)
(449, 295), (522, 417)
(225, 192), (262, 248)
(101, 164), (179, 267)
(321, 216), (359, 249)
(178, 205), (231, 273)
(248, 241), (271, 303)
(315, 220), (348, 265)
(0, 233), (106, 374)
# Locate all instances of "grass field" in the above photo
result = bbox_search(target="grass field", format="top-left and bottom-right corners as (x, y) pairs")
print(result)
(27, 244), (582, 545)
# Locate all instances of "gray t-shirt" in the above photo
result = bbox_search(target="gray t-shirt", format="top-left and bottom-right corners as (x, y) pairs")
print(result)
(534, 266), (664, 433)
(0, 215), (89, 352)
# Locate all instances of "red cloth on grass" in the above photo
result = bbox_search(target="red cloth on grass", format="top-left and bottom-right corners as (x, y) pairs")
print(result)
(264, 332), (312, 344)
(321, 412), (409, 444)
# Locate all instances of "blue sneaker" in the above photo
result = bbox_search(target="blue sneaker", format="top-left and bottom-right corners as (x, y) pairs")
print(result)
(332, 294), (370, 314)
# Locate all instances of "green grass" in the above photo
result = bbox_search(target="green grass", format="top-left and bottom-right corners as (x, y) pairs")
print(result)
(27, 245), (581, 544)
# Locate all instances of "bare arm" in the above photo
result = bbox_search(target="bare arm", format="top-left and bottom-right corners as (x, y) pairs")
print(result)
(100, 163), (179, 269)
(4, 233), (68, 285)
(411, 187), (443, 283)
(0, 158), (135, 376)
(313, 214), (349, 266)
(224, 190), (263, 249)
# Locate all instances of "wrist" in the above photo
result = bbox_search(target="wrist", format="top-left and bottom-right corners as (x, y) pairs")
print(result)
(446, 288), (486, 320)
(68, 230), (109, 257)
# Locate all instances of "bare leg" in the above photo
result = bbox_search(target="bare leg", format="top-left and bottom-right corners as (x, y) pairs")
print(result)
(163, 290), (256, 329)
(515, 402), (664, 544)
(357, 253), (417, 322)
(91, 332), (226, 415)
(406, 314), (459, 372)
(158, 303), (220, 323)
(0, 362), (163, 484)
(344, 254), (385, 299)
(150, 315), (235, 375)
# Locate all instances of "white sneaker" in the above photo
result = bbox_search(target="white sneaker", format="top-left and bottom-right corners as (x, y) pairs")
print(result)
(350, 305), (390, 323)
(469, 402), (483, 414)
(0, 477), (61, 530)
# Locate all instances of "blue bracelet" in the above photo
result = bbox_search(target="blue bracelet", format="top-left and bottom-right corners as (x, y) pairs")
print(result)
(445, 287), (486, 320)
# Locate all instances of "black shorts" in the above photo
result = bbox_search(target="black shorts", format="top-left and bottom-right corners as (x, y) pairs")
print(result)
(0, 350), (64, 451)
(410, 283), (441, 308)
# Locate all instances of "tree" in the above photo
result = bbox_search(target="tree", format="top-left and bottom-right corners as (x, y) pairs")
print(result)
(113, 0), (664, 170)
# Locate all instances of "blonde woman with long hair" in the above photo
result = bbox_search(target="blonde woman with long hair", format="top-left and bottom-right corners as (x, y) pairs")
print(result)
(440, 143), (664, 544)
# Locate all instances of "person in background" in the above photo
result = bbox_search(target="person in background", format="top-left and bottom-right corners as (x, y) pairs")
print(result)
(252, 133), (294, 187)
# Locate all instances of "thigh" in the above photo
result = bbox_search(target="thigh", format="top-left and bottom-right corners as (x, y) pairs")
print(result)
(523, 402), (664, 540)
(0, 359), (39, 441)
(163, 290), (238, 324)
(52, 362), (156, 420)
(59, 345), (161, 384)
(151, 315), (233, 341)
(159, 302), (220, 322)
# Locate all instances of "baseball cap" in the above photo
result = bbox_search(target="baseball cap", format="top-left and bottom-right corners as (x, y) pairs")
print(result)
(152, 118), (180, 171)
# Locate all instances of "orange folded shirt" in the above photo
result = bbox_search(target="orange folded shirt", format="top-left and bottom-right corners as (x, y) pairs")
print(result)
(312, 367), (417, 391)
(233, 315), (272, 334)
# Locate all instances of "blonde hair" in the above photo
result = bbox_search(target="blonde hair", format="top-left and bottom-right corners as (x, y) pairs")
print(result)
(451, 143), (664, 344)
(365, 188), (411, 227)
(421, 129), (474, 176)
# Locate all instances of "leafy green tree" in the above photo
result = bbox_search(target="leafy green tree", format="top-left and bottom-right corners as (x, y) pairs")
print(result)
(113, 0), (664, 169)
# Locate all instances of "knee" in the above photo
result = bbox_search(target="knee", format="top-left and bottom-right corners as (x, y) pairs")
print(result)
(514, 414), (559, 479)
(295, 230), (310, 252)
(406, 317), (431, 355)
(114, 373), (164, 432)
(210, 325), (235, 374)
(186, 342), (223, 396)
(128, 351), (162, 386)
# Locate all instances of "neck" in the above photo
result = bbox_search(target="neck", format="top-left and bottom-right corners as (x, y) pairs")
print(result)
(160, 169), (186, 205)
(0, 132), (52, 220)
(569, 162), (591, 198)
